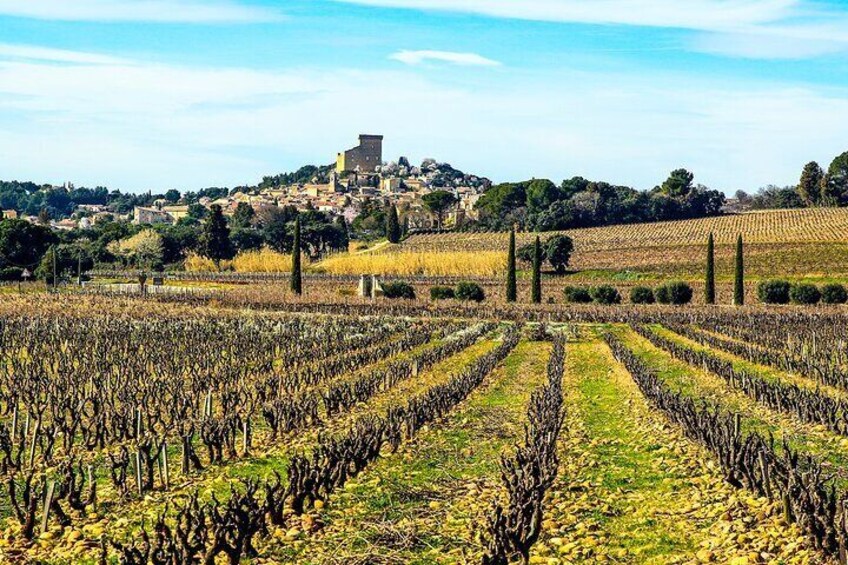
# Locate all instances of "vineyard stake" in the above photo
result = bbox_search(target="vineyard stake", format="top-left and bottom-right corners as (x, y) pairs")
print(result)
(161, 443), (170, 490)
(758, 452), (772, 500)
(41, 480), (55, 534)
(10, 404), (17, 444)
(28, 420), (40, 469)
(134, 451), (143, 496)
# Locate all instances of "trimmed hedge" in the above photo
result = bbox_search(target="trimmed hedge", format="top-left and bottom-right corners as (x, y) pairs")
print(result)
(757, 279), (791, 304)
(456, 281), (485, 302)
(790, 283), (821, 305)
(654, 281), (693, 305)
(382, 281), (416, 300)
(590, 285), (621, 305)
(430, 286), (455, 300)
(563, 286), (592, 304)
(821, 283), (848, 305)
(630, 286), (655, 304)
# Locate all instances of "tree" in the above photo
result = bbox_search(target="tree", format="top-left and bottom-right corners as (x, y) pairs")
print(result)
(335, 215), (350, 251)
(823, 151), (848, 206)
(705, 232), (715, 305)
(38, 207), (51, 225)
(422, 190), (457, 230)
(259, 206), (298, 252)
(386, 205), (401, 244)
(200, 204), (233, 268)
(734, 234), (744, 306)
(291, 216), (302, 295)
(0, 219), (56, 270)
(531, 236), (542, 304)
(164, 189), (181, 203)
(660, 169), (695, 199)
(231, 202), (255, 230)
(506, 230), (517, 302)
(107, 229), (164, 269)
(545, 235), (574, 274)
(797, 162), (823, 206)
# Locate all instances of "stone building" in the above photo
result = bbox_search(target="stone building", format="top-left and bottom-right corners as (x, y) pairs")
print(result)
(336, 134), (383, 173)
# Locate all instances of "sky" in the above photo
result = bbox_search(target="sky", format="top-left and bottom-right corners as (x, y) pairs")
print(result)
(1, 0), (847, 194)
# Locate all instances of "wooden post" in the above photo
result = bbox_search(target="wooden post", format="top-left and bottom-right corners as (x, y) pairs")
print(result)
(88, 465), (96, 511)
(28, 421), (40, 469)
(134, 451), (143, 496)
(10, 404), (17, 444)
(41, 480), (55, 533)
(411, 359), (419, 378)
(136, 408), (142, 438)
(161, 444), (170, 490)
(242, 420), (250, 456)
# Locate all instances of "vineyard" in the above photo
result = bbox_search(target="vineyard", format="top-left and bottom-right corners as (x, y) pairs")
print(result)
(399, 208), (848, 279)
(1, 294), (848, 563)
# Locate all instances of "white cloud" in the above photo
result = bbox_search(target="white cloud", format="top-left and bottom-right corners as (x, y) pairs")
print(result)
(0, 44), (131, 65)
(390, 50), (501, 67)
(336, 0), (848, 59)
(335, 0), (796, 31)
(1, 44), (848, 192)
(0, 0), (281, 23)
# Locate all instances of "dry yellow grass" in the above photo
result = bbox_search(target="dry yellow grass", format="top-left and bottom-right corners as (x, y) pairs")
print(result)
(185, 248), (301, 273)
(317, 250), (506, 276)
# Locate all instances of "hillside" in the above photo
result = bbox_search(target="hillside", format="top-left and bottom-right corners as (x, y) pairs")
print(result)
(399, 208), (848, 279)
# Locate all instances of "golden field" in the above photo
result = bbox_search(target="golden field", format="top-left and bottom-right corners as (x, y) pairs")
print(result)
(316, 250), (507, 277)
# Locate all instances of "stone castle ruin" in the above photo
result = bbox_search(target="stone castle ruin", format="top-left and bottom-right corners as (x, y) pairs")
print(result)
(336, 134), (383, 173)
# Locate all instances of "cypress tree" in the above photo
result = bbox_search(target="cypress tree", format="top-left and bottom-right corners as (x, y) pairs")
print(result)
(531, 236), (542, 304)
(506, 230), (517, 302)
(733, 234), (744, 306)
(291, 216), (302, 295)
(200, 204), (233, 269)
(386, 206), (401, 244)
(705, 232), (715, 305)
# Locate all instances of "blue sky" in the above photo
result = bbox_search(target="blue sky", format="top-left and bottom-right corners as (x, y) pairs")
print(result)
(1, 0), (847, 193)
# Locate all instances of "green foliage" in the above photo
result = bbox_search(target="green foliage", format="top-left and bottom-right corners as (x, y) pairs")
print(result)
(506, 230), (517, 303)
(291, 216), (302, 295)
(421, 190), (457, 229)
(231, 202), (255, 230)
(705, 232), (715, 305)
(630, 286), (655, 304)
(200, 205), (234, 265)
(258, 206), (298, 252)
(531, 236), (542, 304)
(382, 281), (415, 299)
(734, 235), (744, 306)
(821, 283), (848, 304)
(659, 169), (695, 198)
(655, 281), (693, 305)
(517, 243), (544, 264)
(590, 285), (621, 305)
(0, 219), (56, 269)
(429, 286), (455, 300)
(351, 198), (387, 241)
(386, 206), (401, 244)
(455, 281), (485, 302)
(823, 151), (848, 205)
(798, 162), (824, 206)
(790, 283), (821, 305)
(757, 279), (791, 304)
(545, 234), (574, 274)
(563, 286), (592, 303)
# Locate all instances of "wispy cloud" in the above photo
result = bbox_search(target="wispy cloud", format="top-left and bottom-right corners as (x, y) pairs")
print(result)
(335, 0), (796, 31)
(0, 44), (130, 65)
(390, 50), (501, 67)
(336, 0), (848, 59)
(2, 43), (847, 192)
(0, 0), (281, 23)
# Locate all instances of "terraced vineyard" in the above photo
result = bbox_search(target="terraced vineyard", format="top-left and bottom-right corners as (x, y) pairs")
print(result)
(399, 208), (848, 278)
(2, 295), (848, 564)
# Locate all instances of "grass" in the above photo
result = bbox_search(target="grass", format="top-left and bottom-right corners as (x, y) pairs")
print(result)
(273, 339), (551, 564)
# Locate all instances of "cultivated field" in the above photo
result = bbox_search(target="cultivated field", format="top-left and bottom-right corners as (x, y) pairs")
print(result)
(397, 208), (848, 279)
(1, 292), (847, 564)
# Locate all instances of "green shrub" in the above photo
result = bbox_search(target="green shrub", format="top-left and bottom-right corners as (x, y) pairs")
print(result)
(630, 286), (655, 304)
(0, 267), (22, 281)
(563, 286), (592, 304)
(662, 281), (693, 305)
(382, 281), (416, 300)
(654, 284), (671, 304)
(455, 281), (485, 302)
(590, 285), (621, 305)
(757, 279), (791, 304)
(430, 286), (455, 300)
(790, 283), (821, 305)
(821, 283), (848, 304)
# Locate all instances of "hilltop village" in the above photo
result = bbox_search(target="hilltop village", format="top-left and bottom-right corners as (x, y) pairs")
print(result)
(130, 135), (490, 230)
